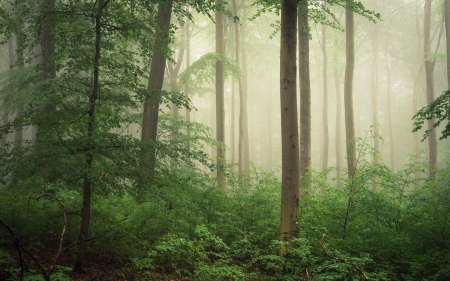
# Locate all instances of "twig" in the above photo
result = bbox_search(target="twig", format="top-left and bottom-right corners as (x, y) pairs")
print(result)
(13, 241), (24, 281)
(318, 234), (369, 280)
(34, 194), (67, 276)
(0, 218), (50, 281)
(63, 230), (113, 252)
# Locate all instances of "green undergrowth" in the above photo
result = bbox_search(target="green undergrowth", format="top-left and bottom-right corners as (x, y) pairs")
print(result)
(1, 155), (449, 280)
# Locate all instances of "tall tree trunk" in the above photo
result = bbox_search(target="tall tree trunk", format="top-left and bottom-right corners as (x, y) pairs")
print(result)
(424, 0), (438, 179)
(298, 0), (311, 187)
(215, 0), (226, 191)
(73, 1), (105, 271)
(413, 0), (421, 179)
(371, 0), (380, 167)
(14, 26), (24, 148)
(241, 12), (250, 172)
(384, 52), (395, 171)
(42, 0), (56, 113)
(1, 38), (14, 150)
(321, 17), (329, 171)
(445, 0), (450, 91)
(141, 1), (173, 178)
(167, 44), (185, 168)
(334, 52), (343, 183)
(344, 0), (356, 177)
(279, 0), (299, 252)
(231, 78), (236, 166)
(232, 0), (247, 175)
(267, 91), (273, 171)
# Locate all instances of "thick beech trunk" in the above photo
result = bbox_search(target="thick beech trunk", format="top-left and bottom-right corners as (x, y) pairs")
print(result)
(424, 0), (438, 179)
(344, 0), (356, 177)
(141, 1), (173, 178)
(279, 0), (299, 251)
(298, 0), (311, 187)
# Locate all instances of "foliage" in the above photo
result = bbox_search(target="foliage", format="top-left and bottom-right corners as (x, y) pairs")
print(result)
(178, 52), (242, 90)
(413, 89), (450, 140)
(250, 0), (381, 38)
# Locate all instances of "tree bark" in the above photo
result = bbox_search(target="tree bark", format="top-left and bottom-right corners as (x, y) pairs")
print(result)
(298, 0), (311, 187)
(371, 0), (380, 168)
(14, 26), (24, 148)
(445, 0), (450, 91)
(424, 0), (438, 179)
(215, 0), (226, 192)
(42, 0), (56, 113)
(334, 51), (343, 184)
(1, 38), (13, 150)
(141, 1), (173, 178)
(279, 0), (299, 252)
(240, 10), (250, 172)
(73, 0), (105, 271)
(232, 0), (247, 176)
(413, 0), (421, 179)
(321, 16), (329, 171)
(384, 51), (395, 171)
(344, 0), (356, 177)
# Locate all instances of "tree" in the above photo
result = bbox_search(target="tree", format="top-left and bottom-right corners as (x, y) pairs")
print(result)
(279, 0), (299, 251)
(344, 0), (356, 177)
(321, 4), (329, 171)
(141, 1), (174, 179)
(334, 50), (343, 182)
(216, 0), (226, 192)
(445, 0), (450, 92)
(371, 0), (380, 169)
(41, 0), (56, 114)
(299, 0), (311, 188)
(232, 0), (248, 176)
(423, 0), (438, 179)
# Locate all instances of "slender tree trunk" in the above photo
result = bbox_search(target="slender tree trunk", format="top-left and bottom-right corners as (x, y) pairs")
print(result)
(384, 52), (395, 171)
(216, 0), (226, 191)
(231, 78), (236, 166)
(321, 17), (329, 171)
(232, 0), (247, 175)
(267, 92), (273, 171)
(279, 0), (299, 252)
(42, 0), (56, 113)
(241, 13), (250, 172)
(445, 0), (450, 91)
(185, 13), (191, 146)
(413, 0), (421, 179)
(14, 26), (24, 148)
(73, 1), (105, 271)
(344, 0), (356, 177)
(141, 1), (173, 178)
(371, 0), (380, 167)
(334, 52), (343, 183)
(167, 44), (185, 168)
(298, 0), (311, 187)
(1, 38), (14, 150)
(424, 0), (438, 179)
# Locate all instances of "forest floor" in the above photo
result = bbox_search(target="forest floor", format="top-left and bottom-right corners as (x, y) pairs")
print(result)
(1, 246), (188, 281)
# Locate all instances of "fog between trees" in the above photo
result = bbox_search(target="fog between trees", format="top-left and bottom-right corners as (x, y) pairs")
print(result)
(0, 0), (449, 279)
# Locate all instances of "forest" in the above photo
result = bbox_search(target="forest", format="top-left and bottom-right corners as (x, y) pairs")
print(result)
(0, 0), (449, 280)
